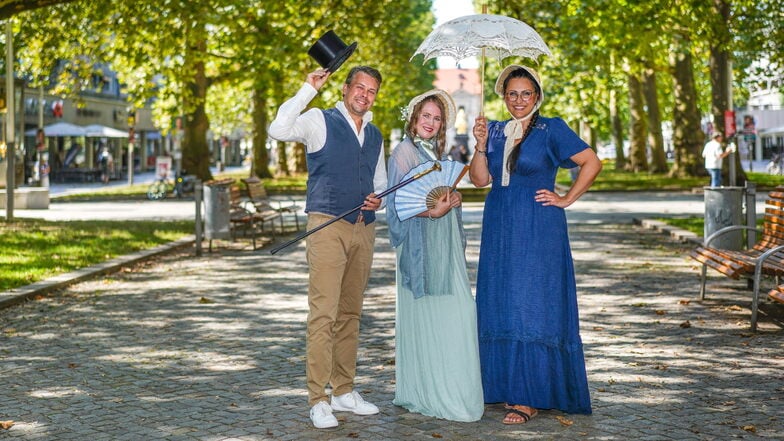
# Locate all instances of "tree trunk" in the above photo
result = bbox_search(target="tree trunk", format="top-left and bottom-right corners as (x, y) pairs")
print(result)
(610, 88), (626, 169)
(276, 140), (289, 176)
(294, 143), (307, 173)
(627, 73), (649, 172)
(643, 67), (668, 173)
(668, 35), (703, 178)
(182, 46), (212, 181)
(251, 88), (272, 179)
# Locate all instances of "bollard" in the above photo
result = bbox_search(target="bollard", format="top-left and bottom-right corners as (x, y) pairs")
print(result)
(745, 181), (756, 249)
(194, 181), (203, 257)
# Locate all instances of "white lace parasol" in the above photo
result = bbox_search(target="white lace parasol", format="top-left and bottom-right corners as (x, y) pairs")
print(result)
(410, 14), (551, 64)
(410, 13), (551, 114)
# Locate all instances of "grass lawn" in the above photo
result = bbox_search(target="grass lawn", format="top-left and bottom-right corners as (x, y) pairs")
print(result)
(660, 216), (765, 237)
(54, 160), (784, 201)
(0, 219), (194, 291)
(3, 160), (782, 293)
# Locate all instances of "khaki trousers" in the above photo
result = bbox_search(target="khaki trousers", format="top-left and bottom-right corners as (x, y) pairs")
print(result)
(305, 213), (376, 406)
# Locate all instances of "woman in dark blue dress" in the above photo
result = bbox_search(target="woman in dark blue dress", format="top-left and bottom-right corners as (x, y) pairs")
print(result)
(469, 65), (602, 424)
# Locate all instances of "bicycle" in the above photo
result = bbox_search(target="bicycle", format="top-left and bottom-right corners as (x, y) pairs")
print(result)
(146, 172), (197, 200)
(766, 153), (784, 175)
(146, 177), (172, 201)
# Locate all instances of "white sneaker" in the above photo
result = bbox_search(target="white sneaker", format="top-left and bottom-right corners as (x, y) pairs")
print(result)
(330, 391), (379, 415)
(310, 401), (338, 429)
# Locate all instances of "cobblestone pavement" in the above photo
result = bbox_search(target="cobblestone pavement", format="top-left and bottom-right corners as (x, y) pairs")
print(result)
(1, 207), (783, 440)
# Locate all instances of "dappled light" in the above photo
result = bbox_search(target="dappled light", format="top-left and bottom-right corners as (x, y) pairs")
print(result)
(1, 206), (782, 438)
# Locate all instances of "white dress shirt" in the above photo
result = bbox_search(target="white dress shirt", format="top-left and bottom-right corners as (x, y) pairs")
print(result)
(268, 83), (388, 200)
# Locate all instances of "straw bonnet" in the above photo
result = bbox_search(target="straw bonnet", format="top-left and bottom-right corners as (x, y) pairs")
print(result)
(494, 64), (545, 107)
(405, 89), (457, 129)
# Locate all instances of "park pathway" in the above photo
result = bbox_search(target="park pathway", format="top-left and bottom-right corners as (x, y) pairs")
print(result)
(1, 203), (782, 440)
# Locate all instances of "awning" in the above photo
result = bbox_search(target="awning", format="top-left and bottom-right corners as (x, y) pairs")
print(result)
(83, 124), (129, 138)
(759, 125), (784, 136)
(24, 122), (86, 137)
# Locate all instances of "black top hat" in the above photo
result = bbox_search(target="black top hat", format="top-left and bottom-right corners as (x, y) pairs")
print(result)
(308, 30), (358, 73)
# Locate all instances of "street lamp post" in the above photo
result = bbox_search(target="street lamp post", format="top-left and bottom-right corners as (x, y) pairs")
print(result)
(4, 20), (15, 221)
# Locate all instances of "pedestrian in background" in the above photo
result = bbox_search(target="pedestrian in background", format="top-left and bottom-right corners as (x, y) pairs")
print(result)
(702, 131), (731, 187)
(470, 64), (601, 424)
(268, 65), (386, 429)
(386, 89), (484, 422)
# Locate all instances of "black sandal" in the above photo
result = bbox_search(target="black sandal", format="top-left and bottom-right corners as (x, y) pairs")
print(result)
(503, 405), (538, 425)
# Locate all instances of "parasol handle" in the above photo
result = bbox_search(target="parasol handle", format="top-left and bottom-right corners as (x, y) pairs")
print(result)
(480, 3), (487, 117)
(480, 48), (485, 117)
(269, 161), (442, 255)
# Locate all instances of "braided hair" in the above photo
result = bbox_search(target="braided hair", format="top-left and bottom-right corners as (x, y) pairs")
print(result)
(507, 111), (539, 173)
(503, 68), (542, 174)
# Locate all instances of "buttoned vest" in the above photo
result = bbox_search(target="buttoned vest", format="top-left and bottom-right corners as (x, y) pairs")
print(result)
(305, 108), (382, 224)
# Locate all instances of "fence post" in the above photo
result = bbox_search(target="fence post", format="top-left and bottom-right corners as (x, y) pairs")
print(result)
(745, 181), (756, 249)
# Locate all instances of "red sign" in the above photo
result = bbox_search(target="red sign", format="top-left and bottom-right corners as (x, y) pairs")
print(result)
(724, 110), (736, 138)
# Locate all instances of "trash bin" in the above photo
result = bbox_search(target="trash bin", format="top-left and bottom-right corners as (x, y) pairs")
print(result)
(203, 178), (233, 241)
(704, 186), (744, 250)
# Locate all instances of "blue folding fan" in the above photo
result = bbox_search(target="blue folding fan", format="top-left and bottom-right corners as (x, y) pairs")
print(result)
(394, 160), (469, 221)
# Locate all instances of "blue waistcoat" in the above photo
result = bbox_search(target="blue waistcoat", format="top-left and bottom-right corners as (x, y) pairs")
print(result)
(305, 108), (382, 224)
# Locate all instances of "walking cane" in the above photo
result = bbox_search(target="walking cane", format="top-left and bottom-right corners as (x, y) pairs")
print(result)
(270, 161), (442, 255)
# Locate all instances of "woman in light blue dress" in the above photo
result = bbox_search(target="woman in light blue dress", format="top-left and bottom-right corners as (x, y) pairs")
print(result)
(387, 89), (484, 422)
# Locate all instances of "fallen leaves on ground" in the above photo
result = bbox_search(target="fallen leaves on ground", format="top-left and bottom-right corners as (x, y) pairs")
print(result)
(0, 421), (13, 430)
(742, 425), (756, 433)
(199, 297), (214, 304)
(555, 415), (574, 426)
(680, 320), (691, 328)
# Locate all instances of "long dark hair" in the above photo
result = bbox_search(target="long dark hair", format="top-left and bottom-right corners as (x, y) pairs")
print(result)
(504, 68), (541, 173)
(405, 96), (448, 158)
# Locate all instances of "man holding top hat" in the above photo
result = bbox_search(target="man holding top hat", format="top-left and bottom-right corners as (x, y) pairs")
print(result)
(268, 31), (386, 429)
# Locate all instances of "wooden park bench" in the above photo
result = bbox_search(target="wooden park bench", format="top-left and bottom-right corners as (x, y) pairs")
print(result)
(242, 177), (301, 232)
(227, 184), (279, 250)
(689, 186), (784, 330)
(768, 284), (784, 305)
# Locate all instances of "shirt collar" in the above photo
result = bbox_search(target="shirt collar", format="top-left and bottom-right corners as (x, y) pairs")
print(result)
(336, 101), (373, 132)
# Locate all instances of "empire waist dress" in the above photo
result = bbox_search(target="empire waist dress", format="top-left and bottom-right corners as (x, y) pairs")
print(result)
(476, 117), (592, 414)
(387, 139), (485, 422)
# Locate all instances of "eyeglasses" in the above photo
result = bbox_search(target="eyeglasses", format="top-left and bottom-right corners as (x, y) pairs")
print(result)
(505, 90), (536, 102)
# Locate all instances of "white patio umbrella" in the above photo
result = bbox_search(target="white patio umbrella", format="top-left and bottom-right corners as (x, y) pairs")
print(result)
(410, 11), (551, 114)
(83, 124), (129, 138)
(24, 122), (86, 137)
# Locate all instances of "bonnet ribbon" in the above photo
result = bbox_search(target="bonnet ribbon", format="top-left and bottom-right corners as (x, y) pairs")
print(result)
(414, 136), (437, 161)
(501, 102), (541, 186)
